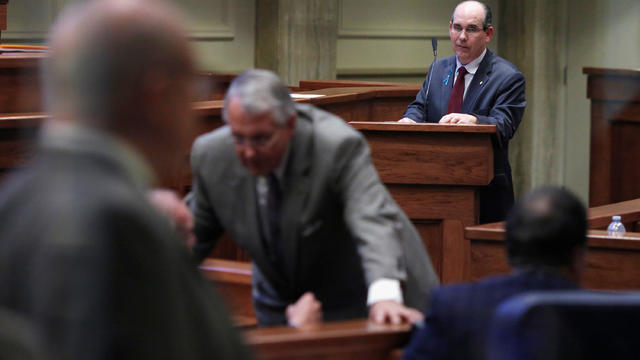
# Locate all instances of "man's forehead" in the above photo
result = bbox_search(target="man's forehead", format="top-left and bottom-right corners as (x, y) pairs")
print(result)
(452, 3), (485, 25)
(229, 105), (276, 130)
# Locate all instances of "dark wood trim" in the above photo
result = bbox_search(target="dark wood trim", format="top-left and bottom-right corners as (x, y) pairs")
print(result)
(244, 319), (411, 360)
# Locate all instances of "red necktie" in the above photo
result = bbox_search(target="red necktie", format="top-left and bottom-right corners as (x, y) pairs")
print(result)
(446, 67), (468, 114)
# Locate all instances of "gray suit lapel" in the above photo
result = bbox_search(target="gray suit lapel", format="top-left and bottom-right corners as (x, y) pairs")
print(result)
(462, 50), (493, 113)
(280, 111), (313, 287)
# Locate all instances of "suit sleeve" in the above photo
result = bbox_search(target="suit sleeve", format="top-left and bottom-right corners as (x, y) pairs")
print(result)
(188, 139), (225, 263)
(334, 133), (407, 286)
(402, 290), (450, 360)
(402, 63), (435, 123)
(471, 70), (526, 145)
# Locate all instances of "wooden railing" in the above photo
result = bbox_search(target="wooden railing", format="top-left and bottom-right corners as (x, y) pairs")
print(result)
(464, 199), (640, 289)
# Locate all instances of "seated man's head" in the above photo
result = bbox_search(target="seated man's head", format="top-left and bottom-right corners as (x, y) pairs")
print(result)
(506, 186), (587, 282)
(223, 69), (297, 176)
(45, 0), (195, 179)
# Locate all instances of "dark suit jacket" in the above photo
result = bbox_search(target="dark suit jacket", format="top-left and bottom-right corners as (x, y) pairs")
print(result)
(403, 50), (526, 223)
(401, 270), (578, 360)
(190, 103), (439, 325)
(0, 125), (250, 360)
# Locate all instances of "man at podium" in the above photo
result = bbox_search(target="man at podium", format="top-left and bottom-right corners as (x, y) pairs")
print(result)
(399, 1), (526, 223)
(189, 69), (439, 326)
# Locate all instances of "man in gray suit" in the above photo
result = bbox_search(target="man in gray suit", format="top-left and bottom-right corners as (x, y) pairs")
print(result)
(190, 69), (439, 326)
(0, 1), (250, 359)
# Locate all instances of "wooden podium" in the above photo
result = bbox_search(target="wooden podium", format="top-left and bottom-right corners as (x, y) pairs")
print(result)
(350, 122), (496, 284)
(584, 67), (640, 206)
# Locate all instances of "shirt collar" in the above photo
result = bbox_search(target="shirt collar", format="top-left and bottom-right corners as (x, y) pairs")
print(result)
(456, 48), (487, 75)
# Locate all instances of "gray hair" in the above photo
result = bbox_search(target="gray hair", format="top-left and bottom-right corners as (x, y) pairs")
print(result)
(223, 69), (296, 125)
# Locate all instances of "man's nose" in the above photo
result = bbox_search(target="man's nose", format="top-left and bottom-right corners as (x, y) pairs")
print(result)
(242, 145), (257, 159)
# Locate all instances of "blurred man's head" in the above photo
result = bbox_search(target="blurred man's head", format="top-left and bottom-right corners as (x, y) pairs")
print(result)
(506, 186), (587, 281)
(45, 0), (196, 179)
(223, 69), (296, 176)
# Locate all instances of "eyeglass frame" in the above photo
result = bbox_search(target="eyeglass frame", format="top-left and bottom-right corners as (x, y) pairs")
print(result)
(232, 126), (283, 149)
(450, 22), (489, 36)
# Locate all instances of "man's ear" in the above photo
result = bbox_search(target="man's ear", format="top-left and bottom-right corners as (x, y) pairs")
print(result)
(485, 26), (494, 43)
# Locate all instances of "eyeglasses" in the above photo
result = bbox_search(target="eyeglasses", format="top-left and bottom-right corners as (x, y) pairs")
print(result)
(232, 128), (282, 149)
(451, 23), (486, 36)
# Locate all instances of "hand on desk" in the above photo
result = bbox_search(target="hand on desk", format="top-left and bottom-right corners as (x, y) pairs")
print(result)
(147, 189), (196, 249)
(439, 113), (478, 124)
(369, 300), (424, 325)
(398, 117), (417, 124)
(287, 292), (323, 328)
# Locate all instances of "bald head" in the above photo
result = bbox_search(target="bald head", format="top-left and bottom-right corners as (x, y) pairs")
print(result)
(452, 1), (492, 30)
(46, 0), (194, 129)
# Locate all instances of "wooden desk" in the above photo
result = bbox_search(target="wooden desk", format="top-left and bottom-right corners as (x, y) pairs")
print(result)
(465, 198), (640, 289)
(200, 258), (255, 325)
(202, 259), (411, 359)
(584, 67), (640, 206)
(244, 319), (410, 360)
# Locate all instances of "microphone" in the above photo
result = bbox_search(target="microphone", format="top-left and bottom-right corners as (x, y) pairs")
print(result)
(432, 37), (438, 58)
(421, 37), (438, 122)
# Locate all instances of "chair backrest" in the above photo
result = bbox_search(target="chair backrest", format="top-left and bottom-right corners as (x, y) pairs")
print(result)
(487, 290), (640, 360)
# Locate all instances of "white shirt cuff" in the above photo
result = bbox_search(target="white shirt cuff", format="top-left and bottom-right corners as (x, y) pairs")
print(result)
(366, 278), (403, 306)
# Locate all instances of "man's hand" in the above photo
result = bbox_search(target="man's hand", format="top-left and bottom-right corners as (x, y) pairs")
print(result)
(398, 117), (417, 124)
(147, 189), (196, 249)
(439, 113), (478, 124)
(369, 300), (424, 325)
(286, 292), (323, 328)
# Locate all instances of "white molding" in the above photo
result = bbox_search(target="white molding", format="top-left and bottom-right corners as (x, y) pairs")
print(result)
(339, 28), (449, 39)
(337, 67), (427, 76)
(337, 0), (448, 39)
(188, 28), (234, 40)
(185, 0), (235, 41)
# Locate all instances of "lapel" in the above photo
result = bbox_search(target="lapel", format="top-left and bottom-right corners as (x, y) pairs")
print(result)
(462, 49), (494, 113)
(439, 56), (457, 118)
(279, 108), (313, 285)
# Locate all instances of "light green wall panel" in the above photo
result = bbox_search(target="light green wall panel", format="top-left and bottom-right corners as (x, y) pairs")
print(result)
(177, 0), (255, 73)
(336, 0), (501, 84)
(4, 0), (255, 73)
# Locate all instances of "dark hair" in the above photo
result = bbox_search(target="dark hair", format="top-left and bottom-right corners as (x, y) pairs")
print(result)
(481, 3), (492, 30)
(506, 186), (587, 268)
(451, 1), (493, 30)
